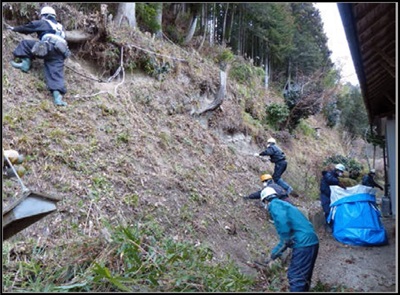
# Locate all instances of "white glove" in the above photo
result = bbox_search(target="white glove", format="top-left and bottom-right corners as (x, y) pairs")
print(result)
(5, 24), (14, 30)
(254, 153), (260, 157)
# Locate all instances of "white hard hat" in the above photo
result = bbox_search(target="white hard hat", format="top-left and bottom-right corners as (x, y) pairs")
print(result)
(267, 137), (276, 144)
(370, 169), (376, 174)
(41, 6), (56, 16)
(335, 164), (345, 172)
(260, 187), (277, 203)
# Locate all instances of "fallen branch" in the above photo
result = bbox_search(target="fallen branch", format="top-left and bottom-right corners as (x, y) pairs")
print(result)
(114, 47), (125, 95)
(65, 30), (93, 43)
(73, 91), (111, 99)
(194, 69), (227, 116)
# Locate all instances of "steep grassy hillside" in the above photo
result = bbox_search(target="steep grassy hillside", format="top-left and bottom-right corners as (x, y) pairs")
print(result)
(2, 23), (379, 292)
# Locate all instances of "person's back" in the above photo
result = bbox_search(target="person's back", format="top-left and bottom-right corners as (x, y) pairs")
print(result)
(260, 143), (285, 163)
(8, 6), (69, 106)
(362, 174), (373, 186)
(319, 164), (345, 232)
(361, 170), (383, 190)
(261, 187), (319, 292)
(320, 169), (339, 195)
(268, 198), (318, 251)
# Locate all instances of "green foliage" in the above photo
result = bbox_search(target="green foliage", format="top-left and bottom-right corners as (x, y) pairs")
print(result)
(311, 280), (350, 292)
(216, 48), (235, 64)
(323, 154), (363, 180)
(365, 128), (385, 148)
(265, 103), (289, 130)
(87, 223), (255, 292)
(165, 24), (184, 44)
(230, 62), (254, 84)
(283, 82), (323, 132)
(230, 60), (264, 85)
(296, 119), (315, 137)
(141, 56), (171, 81)
(2, 3), (41, 21)
(337, 85), (369, 138)
(289, 3), (333, 76)
(323, 101), (341, 128)
(104, 47), (121, 73)
(136, 3), (160, 33)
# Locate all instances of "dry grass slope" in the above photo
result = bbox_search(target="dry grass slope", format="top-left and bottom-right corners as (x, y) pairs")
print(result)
(2, 21), (385, 292)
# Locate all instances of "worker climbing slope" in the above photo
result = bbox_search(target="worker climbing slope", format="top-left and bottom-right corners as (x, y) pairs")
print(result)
(6, 6), (71, 106)
(254, 137), (293, 195)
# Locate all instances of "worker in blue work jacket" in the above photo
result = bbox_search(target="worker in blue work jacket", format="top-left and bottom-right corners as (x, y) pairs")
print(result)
(6, 6), (70, 106)
(261, 187), (319, 292)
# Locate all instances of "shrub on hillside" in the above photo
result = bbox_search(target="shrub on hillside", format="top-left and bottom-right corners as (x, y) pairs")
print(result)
(264, 103), (289, 130)
(323, 154), (363, 180)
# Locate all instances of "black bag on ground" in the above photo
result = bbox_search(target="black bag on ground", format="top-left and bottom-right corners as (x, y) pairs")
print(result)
(31, 40), (48, 57)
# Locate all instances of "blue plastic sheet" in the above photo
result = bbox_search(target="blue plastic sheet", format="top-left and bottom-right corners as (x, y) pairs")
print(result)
(327, 185), (388, 246)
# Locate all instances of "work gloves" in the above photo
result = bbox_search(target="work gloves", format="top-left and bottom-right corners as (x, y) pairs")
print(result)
(253, 153), (260, 157)
(5, 24), (14, 30)
(270, 239), (294, 260)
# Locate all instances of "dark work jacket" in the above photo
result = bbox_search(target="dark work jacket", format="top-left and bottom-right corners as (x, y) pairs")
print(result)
(12, 18), (62, 40)
(259, 144), (286, 163)
(362, 174), (383, 190)
(247, 182), (290, 203)
(320, 169), (340, 197)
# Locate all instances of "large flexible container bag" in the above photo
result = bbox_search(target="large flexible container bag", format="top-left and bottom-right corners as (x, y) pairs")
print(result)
(327, 185), (388, 246)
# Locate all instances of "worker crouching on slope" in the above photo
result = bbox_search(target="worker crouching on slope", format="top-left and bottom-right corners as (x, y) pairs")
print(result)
(261, 187), (319, 292)
(243, 173), (293, 204)
(6, 6), (70, 106)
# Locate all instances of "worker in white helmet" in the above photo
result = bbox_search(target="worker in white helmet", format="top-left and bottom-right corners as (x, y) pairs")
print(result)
(319, 163), (346, 233)
(260, 187), (319, 292)
(6, 6), (70, 106)
(254, 137), (294, 195)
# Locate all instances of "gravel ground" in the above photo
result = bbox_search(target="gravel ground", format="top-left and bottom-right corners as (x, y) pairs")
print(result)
(312, 216), (397, 292)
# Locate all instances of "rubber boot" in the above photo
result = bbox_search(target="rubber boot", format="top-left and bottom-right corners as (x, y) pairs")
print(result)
(10, 58), (31, 72)
(52, 91), (67, 106)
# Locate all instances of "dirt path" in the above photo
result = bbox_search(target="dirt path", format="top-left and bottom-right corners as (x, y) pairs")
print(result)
(312, 216), (397, 292)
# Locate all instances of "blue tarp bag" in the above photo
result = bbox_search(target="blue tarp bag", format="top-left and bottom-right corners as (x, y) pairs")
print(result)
(327, 185), (388, 246)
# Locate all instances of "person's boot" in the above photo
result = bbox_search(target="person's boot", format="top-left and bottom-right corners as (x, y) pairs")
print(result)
(52, 91), (67, 106)
(10, 58), (31, 72)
